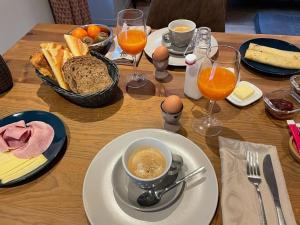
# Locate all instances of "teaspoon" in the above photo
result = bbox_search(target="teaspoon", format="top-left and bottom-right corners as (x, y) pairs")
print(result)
(137, 166), (205, 207)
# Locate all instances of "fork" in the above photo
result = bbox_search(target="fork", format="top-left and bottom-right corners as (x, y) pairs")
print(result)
(246, 151), (268, 225)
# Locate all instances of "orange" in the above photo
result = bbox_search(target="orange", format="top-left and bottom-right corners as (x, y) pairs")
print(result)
(71, 27), (88, 39)
(87, 25), (101, 39)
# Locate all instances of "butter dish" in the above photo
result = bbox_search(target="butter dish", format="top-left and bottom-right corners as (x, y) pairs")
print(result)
(227, 81), (262, 107)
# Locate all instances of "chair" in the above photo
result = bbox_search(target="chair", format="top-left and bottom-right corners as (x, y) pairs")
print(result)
(146, 0), (226, 32)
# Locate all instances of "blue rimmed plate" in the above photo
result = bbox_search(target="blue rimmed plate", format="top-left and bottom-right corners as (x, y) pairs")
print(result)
(0, 111), (67, 187)
(239, 38), (300, 76)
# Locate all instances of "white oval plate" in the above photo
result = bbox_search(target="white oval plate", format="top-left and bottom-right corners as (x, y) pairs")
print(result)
(83, 129), (218, 225)
(144, 28), (218, 66)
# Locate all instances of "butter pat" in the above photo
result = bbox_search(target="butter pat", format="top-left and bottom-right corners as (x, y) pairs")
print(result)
(233, 83), (254, 100)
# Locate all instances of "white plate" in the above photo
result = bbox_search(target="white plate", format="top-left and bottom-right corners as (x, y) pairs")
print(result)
(226, 81), (263, 107)
(144, 28), (218, 66)
(83, 129), (218, 225)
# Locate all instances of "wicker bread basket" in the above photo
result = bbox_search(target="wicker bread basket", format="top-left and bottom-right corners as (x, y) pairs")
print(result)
(35, 50), (119, 108)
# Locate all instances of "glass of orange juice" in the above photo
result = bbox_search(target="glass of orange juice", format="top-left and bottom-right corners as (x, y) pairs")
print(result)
(116, 9), (147, 88)
(193, 45), (241, 136)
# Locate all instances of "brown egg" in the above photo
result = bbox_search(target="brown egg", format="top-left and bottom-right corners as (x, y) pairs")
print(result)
(153, 46), (169, 61)
(162, 95), (183, 113)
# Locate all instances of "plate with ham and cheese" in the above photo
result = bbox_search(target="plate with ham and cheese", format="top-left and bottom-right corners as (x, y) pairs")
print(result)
(0, 111), (67, 187)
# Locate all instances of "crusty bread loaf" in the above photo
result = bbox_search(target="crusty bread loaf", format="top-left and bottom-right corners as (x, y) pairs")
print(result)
(62, 56), (113, 94)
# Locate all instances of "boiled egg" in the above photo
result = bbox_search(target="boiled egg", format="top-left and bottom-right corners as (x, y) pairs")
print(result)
(162, 95), (183, 113)
(153, 46), (169, 61)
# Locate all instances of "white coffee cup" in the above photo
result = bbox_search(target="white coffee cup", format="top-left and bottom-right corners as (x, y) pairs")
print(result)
(122, 137), (172, 189)
(168, 19), (196, 48)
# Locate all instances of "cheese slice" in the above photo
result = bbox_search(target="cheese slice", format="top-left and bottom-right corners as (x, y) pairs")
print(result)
(233, 83), (254, 100)
(0, 152), (47, 184)
(1, 155), (47, 184)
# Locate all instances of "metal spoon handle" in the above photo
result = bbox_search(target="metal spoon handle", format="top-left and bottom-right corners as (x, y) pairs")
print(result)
(161, 166), (205, 195)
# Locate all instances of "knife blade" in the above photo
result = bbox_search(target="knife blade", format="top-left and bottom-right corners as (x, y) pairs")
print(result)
(263, 154), (286, 225)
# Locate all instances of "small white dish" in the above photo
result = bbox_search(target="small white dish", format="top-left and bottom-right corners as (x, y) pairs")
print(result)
(226, 81), (263, 107)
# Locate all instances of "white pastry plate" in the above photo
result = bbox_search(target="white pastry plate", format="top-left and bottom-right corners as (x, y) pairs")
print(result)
(83, 129), (218, 225)
(226, 81), (263, 107)
(144, 28), (218, 66)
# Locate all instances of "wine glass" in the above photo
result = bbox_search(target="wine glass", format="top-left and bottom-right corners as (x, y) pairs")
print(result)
(192, 45), (241, 136)
(116, 9), (147, 88)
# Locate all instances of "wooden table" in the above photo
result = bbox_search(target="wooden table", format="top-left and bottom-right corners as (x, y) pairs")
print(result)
(1, 23), (300, 224)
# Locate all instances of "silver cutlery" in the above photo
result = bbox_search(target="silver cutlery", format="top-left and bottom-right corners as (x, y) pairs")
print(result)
(263, 154), (286, 225)
(137, 166), (205, 206)
(246, 151), (268, 225)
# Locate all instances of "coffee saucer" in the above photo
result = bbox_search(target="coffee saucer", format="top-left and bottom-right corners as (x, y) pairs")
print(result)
(161, 33), (193, 55)
(112, 155), (185, 212)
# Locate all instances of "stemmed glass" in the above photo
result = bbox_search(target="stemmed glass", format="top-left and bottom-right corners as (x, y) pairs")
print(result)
(192, 45), (241, 136)
(116, 9), (147, 88)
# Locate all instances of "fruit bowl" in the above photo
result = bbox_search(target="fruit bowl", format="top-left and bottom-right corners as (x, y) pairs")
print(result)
(263, 89), (300, 120)
(68, 24), (113, 54)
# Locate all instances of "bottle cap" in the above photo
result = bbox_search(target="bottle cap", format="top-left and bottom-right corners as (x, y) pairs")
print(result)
(185, 54), (197, 65)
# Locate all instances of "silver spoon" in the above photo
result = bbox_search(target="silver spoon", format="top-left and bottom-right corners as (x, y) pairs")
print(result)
(137, 166), (206, 207)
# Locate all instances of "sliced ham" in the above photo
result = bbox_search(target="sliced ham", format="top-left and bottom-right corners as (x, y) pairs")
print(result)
(3, 126), (31, 149)
(0, 120), (54, 158)
(0, 120), (27, 152)
(13, 121), (54, 159)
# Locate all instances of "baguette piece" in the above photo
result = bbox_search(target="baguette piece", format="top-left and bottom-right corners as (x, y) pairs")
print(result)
(40, 43), (72, 90)
(64, 34), (89, 57)
(245, 49), (300, 69)
(248, 43), (300, 60)
(30, 52), (55, 80)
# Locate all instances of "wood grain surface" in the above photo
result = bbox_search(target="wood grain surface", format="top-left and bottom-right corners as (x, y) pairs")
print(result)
(0, 23), (300, 225)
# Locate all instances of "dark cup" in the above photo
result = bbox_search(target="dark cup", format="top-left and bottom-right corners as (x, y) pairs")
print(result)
(0, 55), (13, 94)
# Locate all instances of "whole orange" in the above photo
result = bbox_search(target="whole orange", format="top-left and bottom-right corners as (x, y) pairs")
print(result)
(71, 27), (88, 39)
(87, 25), (101, 39)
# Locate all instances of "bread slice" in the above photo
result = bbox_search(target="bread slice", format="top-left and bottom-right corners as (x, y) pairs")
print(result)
(62, 56), (113, 94)
(64, 34), (89, 57)
(40, 43), (72, 90)
(30, 52), (55, 80)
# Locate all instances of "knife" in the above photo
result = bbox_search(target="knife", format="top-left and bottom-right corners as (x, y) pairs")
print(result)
(263, 154), (286, 225)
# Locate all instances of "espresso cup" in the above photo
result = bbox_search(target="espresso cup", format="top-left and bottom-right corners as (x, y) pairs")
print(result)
(122, 138), (172, 189)
(168, 19), (196, 48)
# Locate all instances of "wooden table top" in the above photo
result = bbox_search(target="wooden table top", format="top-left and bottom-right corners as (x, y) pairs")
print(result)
(1, 23), (300, 224)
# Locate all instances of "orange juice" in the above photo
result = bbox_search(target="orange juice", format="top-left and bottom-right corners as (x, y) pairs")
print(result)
(117, 29), (147, 55)
(198, 67), (236, 100)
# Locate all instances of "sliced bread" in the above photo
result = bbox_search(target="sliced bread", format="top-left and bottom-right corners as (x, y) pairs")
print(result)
(62, 56), (113, 94)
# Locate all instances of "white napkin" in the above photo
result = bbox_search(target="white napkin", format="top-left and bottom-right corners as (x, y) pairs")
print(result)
(219, 137), (297, 225)
(105, 26), (151, 65)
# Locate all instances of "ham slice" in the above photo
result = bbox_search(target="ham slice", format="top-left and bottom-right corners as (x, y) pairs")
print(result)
(0, 120), (54, 158)
(0, 120), (27, 152)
